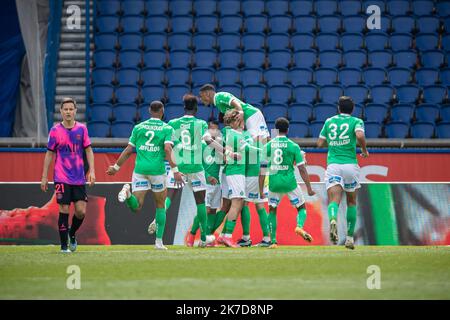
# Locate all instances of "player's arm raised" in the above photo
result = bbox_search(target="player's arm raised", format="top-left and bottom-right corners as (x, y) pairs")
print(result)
(41, 150), (54, 192)
(85, 146), (95, 186)
(106, 144), (134, 175)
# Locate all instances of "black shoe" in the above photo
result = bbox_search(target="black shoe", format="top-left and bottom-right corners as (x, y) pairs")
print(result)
(237, 238), (252, 247)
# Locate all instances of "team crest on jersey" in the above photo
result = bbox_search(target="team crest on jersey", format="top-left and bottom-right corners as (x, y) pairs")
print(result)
(57, 193), (63, 200)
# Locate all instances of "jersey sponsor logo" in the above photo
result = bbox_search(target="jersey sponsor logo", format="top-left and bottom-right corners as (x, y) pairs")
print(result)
(269, 198), (279, 205)
(290, 198), (300, 205)
(328, 139), (351, 147)
(141, 124), (164, 131)
(344, 181), (358, 188)
(192, 180), (201, 187)
(271, 142), (288, 148)
(270, 165), (289, 171)
(136, 181), (149, 187)
(138, 145), (161, 152)
(328, 176), (342, 184)
(151, 183), (164, 190)
(228, 189), (233, 196)
(248, 192), (259, 199)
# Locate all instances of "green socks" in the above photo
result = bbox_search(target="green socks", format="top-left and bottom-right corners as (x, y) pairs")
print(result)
(190, 216), (199, 235)
(268, 211), (277, 244)
(257, 207), (269, 237)
(224, 220), (236, 236)
(241, 205), (251, 236)
(207, 213), (216, 235)
(297, 207), (307, 228)
(197, 203), (207, 242)
(165, 197), (171, 210)
(328, 201), (339, 221)
(213, 210), (227, 233)
(125, 194), (139, 212)
(155, 208), (166, 239)
(346, 205), (357, 236)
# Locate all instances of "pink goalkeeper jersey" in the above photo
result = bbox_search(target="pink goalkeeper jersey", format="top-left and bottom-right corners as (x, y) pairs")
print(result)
(47, 122), (91, 185)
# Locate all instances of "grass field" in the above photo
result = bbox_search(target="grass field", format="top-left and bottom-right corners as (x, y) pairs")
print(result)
(0, 245), (449, 300)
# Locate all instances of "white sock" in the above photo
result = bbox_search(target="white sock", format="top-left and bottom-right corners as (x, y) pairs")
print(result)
(263, 236), (270, 242)
(225, 233), (232, 238)
(242, 235), (250, 241)
(156, 238), (163, 245)
(346, 236), (354, 242)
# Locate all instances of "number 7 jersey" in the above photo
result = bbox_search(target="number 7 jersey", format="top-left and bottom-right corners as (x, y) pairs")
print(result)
(319, 114), (365, 165)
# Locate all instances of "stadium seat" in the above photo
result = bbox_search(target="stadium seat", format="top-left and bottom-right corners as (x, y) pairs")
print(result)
(341, 33), (364, 51)
(318, 15), (341, 33)
(342, 50), (366, 68)
(264, 68), (288, 86)
(314, 103), (337, 121)
(422, 85), (447, 104)
(145, 15), (169, 33)
(89, 104), (112, 122)
(416, 68), (439, 87)
(267, 33), (290, 51)
(242, 50), (265, 68)
(143, 49), (166, 68)
(92, 84), (113, 103)
(415, 104), (440, 123)
(113, 104), (137, 122)
(147, 0), (168, 15)
(411, 122), (435, 139)
(115, 85), (139, 104)
(191, 67), (215, 87)
(196, 105), (214, 122)
(171, 15), (193, 33)
(316, 33), (339, 51)
(369, 50), (392, 69)
(436, 122), (450, 138)
(143, 33), (166, 50)
(291, 33), (314, 51)
(194, 33), (217, 51)
(391, 16), (415, 34)
(195, 15), (218, 33)
(364, 121), (383, 138)
(388, 67), (411, 86)
(262, 104), (288, 121)
(396, 85), (419, 104)
(364, 103), (388, 123)
(293, 50), (317, 68)
(241, 32), (264, 51)
(121, 15), (144, 33)
(165, 68), (189, 86)
(293, 85), (317, 104)
(220, 49), (242, 68)
(393, 50), (417, 69)
(315, 68), (338, 86)
(421, 50), (445, 68)
(242, 0), (265, 16)
(338, 68), (362, 86)
(363, 0), (385, 13)
(268, 85), (291, 104)
(309, 121), (325, 137)
(342, 15), (366, 33)
(316, 0), (338, 15)
(96, 0), (120, 15)
(116, 68), (140, 86)
(365, 32), (389, 52)
(390, 33), (412, 52)
(440, 105), (450, 121)
(318, 50), (342, 69)
(141, 85), (165, 103)
(266, 121), (276, 133)
(92, 67), (114, 85)
(164, 104), (185, 120)
(118, 32), (141, 50)
(218, 0), (240, 16)
(319, 85), (343, 104)
(436, 2), (450, 17)
(344, 85), (368, 105)
(416, 16), (440, 33)
(288, 122), (309, 138)
(167, 85), (190, 103)
(240, 68), (263, 86)
(194, 0), (217, 16)
(385, 121), (409, 138)
(266, 0), (290, 16)
(289, 68), (313, 86)
(440, 68), (450, 87)
(216, 68), (240, 87)
(193, 50), (217, 68)
(96, 15), (119, 33)
(288, 103), (313, 122)
(111, 121), (135, 138)
(142, 67), (165, 86)
(340, 0), (362, 16)
(95, 33), (117, 51)
(87, 121), (110, 137)
(245, 15), (267, 33)
(291, 0), (314, 16)
(387, 0), (410, 16)
(412, 0), (434, 16)
(363, 68), (386, 86)
(370, 85), (394, 104)
(269, 15), (292, 33)
(169, 0), (192, 15)
(293, 16), (316, 33)
(376, 16), (392, 34)
(415, 33), (439, 51)
(137, 104), (150, 121)
(242, 84), (266, 104)
(353, 103), (364, 118)
(268, 50), (291, 68)
(167, 32), (191, 51)
(391, 103), (415, 122)
(218, 85), (242, 100)
(219, 15), (243, 33)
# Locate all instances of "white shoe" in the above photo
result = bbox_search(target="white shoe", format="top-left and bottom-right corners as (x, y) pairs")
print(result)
(155, 242), (168, 250)
(148, 219), (156, 235)
(345, 236), (355, 250)
(118, 184), (131, 203)
(198, 240), (207, 248)
(60, 249), (71, 253)
(205, 235), (215, 245)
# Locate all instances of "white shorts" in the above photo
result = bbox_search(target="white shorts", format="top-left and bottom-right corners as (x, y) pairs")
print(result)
(206, 183), (221, 209)
(245, 176), (268, 203)
(167, 170), (207, 192)
(325, 163), (361, 192)
(246, 110), (269, 140)
(226, 174), (246, 199)
(221, 172), (230, 199)
(269, 186), (305, 208)
(132, 171), (167, 192)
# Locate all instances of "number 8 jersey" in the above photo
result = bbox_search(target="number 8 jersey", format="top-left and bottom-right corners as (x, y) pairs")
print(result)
(319, 114), (365, 165)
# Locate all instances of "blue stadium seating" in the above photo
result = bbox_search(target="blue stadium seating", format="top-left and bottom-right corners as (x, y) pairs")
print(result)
(318, 15), (341, 33)
(291, 0), (314, 16)
(167, 85), (190, 103)
(364, 121), (383, 138)
(268, 50), (291, 68)
(386, 121), (409, 138)
(268, 85), (291, 104)
(216, 32), (240, 52)
(344, 85), (368, 105)
(117, 68), (140, 86)
(88, 121), (110, 137)
(393, 50), (417, 68)
(289, 68), (313, 86)
(264, 68), (288, 86)
(191, 67), (215, 87)
(218, 0), (240, 16)
(118, 32), (141, 50)
(387, 0), (410, 16)
(314, 103), (337, 121)
(121, 15), (144, 33)
(164, 104), (185, 120)
(142, 67), (165, 86)
(240, 68), (262, 86)
(363, 0), (385, 13)
(89, 104), (112, 122)
(141, 85), (165, 103)
(316, 33), (339, 51)
(245, 14), (267, 33)
(195, 15), (218, 33)
(194, 50), (216, 68)
(168, 32), (191, 50)
(243, 84), (266, 104)
(340, 0), (361, 16)
(143, 33), (166, 50)
(145, 15), (169, 33)
(242, 33), (264, 50)
(319, 50), (342, 69)
(415, 104), (440, 123)
(440, 68), (450, 86)
(436, 122), (450, 138)
(441, 105), (450, 122)
(144, 49), (166, 68)
(341, 33), (364, 51)
(369, 50), (392, 69)
(293, 50), (317, 68)
(291, 33), (314, 51)
(319, 85), (343, 103)
(309, 121), (325, 137)
(269, 15), (292, 33)
(194, 0), (217, 16)
(293, 16), (316, 33)
(267, 33), (290, 51)
(288, 122), (309, 138)
(412, 0), (434, 16)
(365, 103), (388, 123)
(196, 105), (214, 122)
(170, 0), (192, 15)
(396, 85), (419, 103)
(391, 103), (415, 122)
(421, 50), (445, 69)
(390, 33), (412, 51)
(365, 32), (389, 51)
(288, 103), (313, 122)
(315, 68), (338, 86)
(97, 15), (119, 33)
(342, 15), (366, 33)
(437, 2), (450, 17)
(220, 49), (242, 68)
(242, 50), (265, 68)
(266, 0), (290, 16)
(216, 68), (240, 87)
(422, 85), (447, 104)
(353, 103), (364, 118)
(171, 15), (193, 33)
(92, 84), (113, 103)
(220, 15), (243, 33)
(165, 68), (189, 86)
(263, 104), (288, 121)
(115, 85), (139, 104)
(388, 67), (411, 86)
(343, 50), (366, 68)
(417, 16), (440, 33)
(363, 68), (386, 86)
(392, 16), (415, 33)
(92, 67), (114, 85)
(113, 104), (137, 122)
(293, 85), (317, 104)
(377, 15), (392, 34)
(96, 0), (120, 15)
(242, 0), (265, 16)
(370, 85), (394, 104)
(218, 85), (242, 100)
(194, 33), (217, 50)
(147, 0), (168, 16)
(415, 33), (439, 51)
(316, 0), (338, 15)
(411, 122), (435, 139)
(339, 68), (361, 86)
(416, 68), (439, 86)
(95, 33), (117, 50)
(138, 105), (150, 121)
(111, 121), (135, 138)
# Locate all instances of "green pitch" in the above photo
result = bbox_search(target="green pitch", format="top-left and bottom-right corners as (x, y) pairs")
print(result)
(0, 246), (449, 300)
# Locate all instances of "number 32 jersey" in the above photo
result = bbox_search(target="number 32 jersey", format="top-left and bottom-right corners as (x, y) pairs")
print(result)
(319, 114), (365, 165)
(128, 117), (174, 175)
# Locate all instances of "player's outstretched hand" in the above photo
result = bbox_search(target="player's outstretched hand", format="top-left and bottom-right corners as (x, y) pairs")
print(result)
(40, 177), (48, 192)
(106, 165), (118, 176)
(88, 171), (96, 186)
(174, 172), (185, 188)
(208, 176), (218, 185)
(360, 150), (369, 158)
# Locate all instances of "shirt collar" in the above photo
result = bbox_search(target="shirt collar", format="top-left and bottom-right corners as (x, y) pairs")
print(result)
(340, 113), (351, 117)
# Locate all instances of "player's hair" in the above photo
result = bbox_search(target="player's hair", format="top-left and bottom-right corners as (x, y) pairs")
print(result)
(223, 109), (240, 126)
(60, 97), (77, 109)
(338, 96), (354, 114)
(275, 117), (290, 133)
(208, 119), (219, 127)
(183, 94), (198, 111)
(150, 100), (164, 113)
(199, 84), (216, 93)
